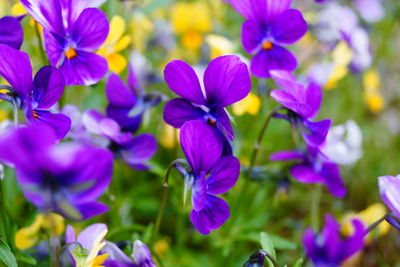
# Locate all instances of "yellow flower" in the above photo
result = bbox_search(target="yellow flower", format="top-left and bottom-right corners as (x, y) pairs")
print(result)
(232, 93), (261, 116)
(363, 69), (384, 113)
(97, 15), (131, 74)
(153, 238), (170, 258)
(0, 110), (8, 121)
(324, 42), (353, 90)
(205, 34), (235, 60)
(15, 213), (65, 250)
(11, 2), (26, 16)
(129, 12), (154, 52)
(342, 203), (390, 243)
(171, 2), (212, 51)
(160, 124), (179, 149)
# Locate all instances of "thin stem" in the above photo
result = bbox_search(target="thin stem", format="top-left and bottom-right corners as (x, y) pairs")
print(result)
(311, 184), (322, 230)
(264, 252), (280, 267)
(364, 212), (391, 237)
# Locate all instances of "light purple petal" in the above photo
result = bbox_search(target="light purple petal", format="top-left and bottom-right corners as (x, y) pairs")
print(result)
(0, 16), (23, 49)
(207, 156), (240, 195)
(355, 0), (384, 23)
(76, 223), (107, 251)
(203, 55), (251, 107)
(60, 0), (91, 28)
(164, 60), (205, 105)
(271, 9), (307, 45)
(32, 66), (65, 109)
(43, 29), (64, 67)
(192, 172), (207, 211)
(82, 109), (105, 135)
(65, 225), (76, 244)
(180, 120), (222, 174)
(28, 110), (71, 140)
(242, 20), (264, 54)
(230, 0), (291, 23)
(379, 175), (400, 218)
(128, 63), (141, 94)
(132, 240), (156, 267)
(102, 241), (133, 264)
(163, 98), (206, 128)
(270, 89), (311, 117)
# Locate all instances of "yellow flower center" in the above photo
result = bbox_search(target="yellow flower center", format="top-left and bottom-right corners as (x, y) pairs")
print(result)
(33, 110), (39, 119)
(65, 47), (78, 60)
(262, 41), (273, 50)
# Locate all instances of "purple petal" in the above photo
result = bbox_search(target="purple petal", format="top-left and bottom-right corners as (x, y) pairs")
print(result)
(215, 108), (234, 141)
(242, 20), (264, 54)
(180, 120), (222, 174)
(0, 44), (32, 97)
(270, 89), (311, 117)
(132, 240), (156, 267)
(320, 162), (346, 198)
(106, 105), (142, 134)
(354, 0), (384, 23)
(204, 55), (251, 107)
(192, 172), (207, 211)
(76, 223), (107, 251)
(290, 164), (325, 184)
(230, 0), (291, 23)
(128, 64), (141, 94)
(60, 0), (92, 28)
(189, 195), (230, 235)
(207, 156), (240, 195)
(28, 110), (71, 140)
(70, 201), (109, 221)
(302, 119), (331, 147)
(102, 241), (133, 265)
(82, 109), (105, 135)
(271, 9), (308, 45)
(65, 225), (76, 244)
(0, 16), (23, 49)
(269, 150), (305, 161)
(163, 98), (206, 128)
(250, 45), (297, 78)
(305, 83), (322, 119)
(43, 29), (64, 67)
(72, 8), (109, 50)
(106, 73), (136, 107)
(32, 66), (65, 109)
(119, 134), (157, 170)
(59, 50), (108, 86)
(164, 60), (205, 105)
(339, 219), (365, 260)
(379, 175), (400, 218)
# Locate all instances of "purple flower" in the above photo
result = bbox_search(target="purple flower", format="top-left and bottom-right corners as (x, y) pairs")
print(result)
(270, 70), (331, 147)
(163, 55), (251, 145)
(354, 0), (384, 23)
(379, 175), (400, 219)
(0, 16), (23, 49)
(0, 125), (113, 220)
(270, 146), (346, 197)
(303, 214), (365, 266)
(82, 110), (157, 170)
(21, 0), (109, 86)
(180, 120), (240, 234)
(0, 44), (71, 139)
(228, 0), (308, 77)
(106, 64), (162, 133)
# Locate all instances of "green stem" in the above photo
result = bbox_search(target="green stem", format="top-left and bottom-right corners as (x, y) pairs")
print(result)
(311, 184), (322, 230)
(264, 252), (280, 267)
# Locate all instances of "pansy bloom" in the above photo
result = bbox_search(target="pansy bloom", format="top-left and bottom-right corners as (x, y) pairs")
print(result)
(270, 70), (331, 147)
(0, 44), (70, 139)
(227, 0), (307, 77)
(0, 16), (23, 49)
(270, 145), (346, 197)
(0, 125), (113, 221)
(163, 55), (251, 148)
(21, 0), (109, 85)
(303, 214), (365, 266)
(378, 175), (400, 219)
(180, 120), (240, 234)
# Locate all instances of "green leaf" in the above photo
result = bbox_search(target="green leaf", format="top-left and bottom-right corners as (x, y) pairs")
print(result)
(293, 258), (304, 267)
(16, 252), (37, 265)
(260, 232), (276, 258)
(0, 239), (17, 267)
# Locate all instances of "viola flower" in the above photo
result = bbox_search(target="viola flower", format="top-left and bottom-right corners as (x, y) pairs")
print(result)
(97, 15), (132, 74)
(163, 55), (251, 146)
(379, 175), (400, 219)
(82, 110), (157, 170)
(0, 16), (23, 49)
(303, 214), (365, 267)
(270, 70), (331, 147)
(227, 0), (308, 78)
(180, 120), (240, 235)
(0, 44), (71, 139)
(103, 240), (156, 267)
(21, 0), (109, 86)
(270, 145), (346, 197)
(106, 64), (162, 134)
(0, 124), (113, 220)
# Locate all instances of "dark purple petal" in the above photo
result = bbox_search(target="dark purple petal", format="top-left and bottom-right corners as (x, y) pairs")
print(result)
(271, 9), (307, 45)
(215, 108), (234, 141)
(0, 44), (32, 97)
(207, 156), (240, 195)
(106, 105), (142, 134)
(242, 19), (264, 54)
(106, 73), (136, 107)
(28, 110), (71, 140)
(164, 60), (205, 105)
(163, 98), (206, 128)
(76, 223), (107, 251)
(189, 194), (230, 235)
(250, 46), (297, 78)
(180, 120), (222, 174)
(269, 150), (305, 161)
(59, 50), (108, 86)
(119, 134), (157, 170)
(32, 66), (65, 109)
(43, 29), (64, 67)
(0, 16), (23, 49)
(320, 162), (346, 198)
(379, 175), (400, 218)
(339, 219), (365, 261)
(302, 119), (331, 147)
(72, 8), (109, 50)
(72, 201), (109, 221)
(290, 164), (325, 184)
(192, 172), (207, 211)
(204, 55), (251, 107)
(230, 0), (291, 23)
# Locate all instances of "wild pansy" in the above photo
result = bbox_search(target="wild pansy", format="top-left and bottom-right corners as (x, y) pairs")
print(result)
(0, 44), (71, 139)
(0, 124), (113, 220)
(163, 55), (251, 150)
(82, 110), (157, 170)
(270, 145), (346, 197)
(0, 16), (23, 49)
(270, 70), (331, 147)
(179, 120), (240, 235)
(378, 175), (400, 220)
(227, 0), (308, 78)
(21, 0), (109, 86)
(303, 214), (365, 267)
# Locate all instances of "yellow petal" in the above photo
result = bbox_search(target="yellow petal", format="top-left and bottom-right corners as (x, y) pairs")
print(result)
(205, 34), (235, 59)
(15, 215), (45, 250)
(363, 69), (380, 92)
(160, 124), (179, 149)
(0, 110), (8, 121)
(107, 53), (128, 74)
(153, 239), (170, 258)
(85, 229), (108, 266)
(43, 213), (65, 236)
(171, 2), (211, 35)
(324, 66), (348, 90)
(365, 92), (384, 113)
(182, 32), (203, 51)
(105, 15), (126, 46)
(332, 41), (353, 67)
(11, 2), (26, 16)
(92, 253), (109, 266)
(114, 35), (131, 52)
(232, 93), (261, 116)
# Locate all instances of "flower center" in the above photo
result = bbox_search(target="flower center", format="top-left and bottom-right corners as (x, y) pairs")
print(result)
(65, 47), (78, 59)
(207, 118), (217, 126)
(262, 40), (273, 50)
(33, 110), (39, 119)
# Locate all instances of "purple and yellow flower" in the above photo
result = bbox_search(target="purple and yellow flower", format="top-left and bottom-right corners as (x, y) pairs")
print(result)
(0, 44), (71, 139)
(0, 16), (23, 49)
(163, 55), (251, 147)
(180, 120), (240, 234)
(0, 124), (113, 220)
(303, 214), (365, 267)
(270, 145), (346, 197)
(227, 0), (308, 78)
(21, 0), (109, 86)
